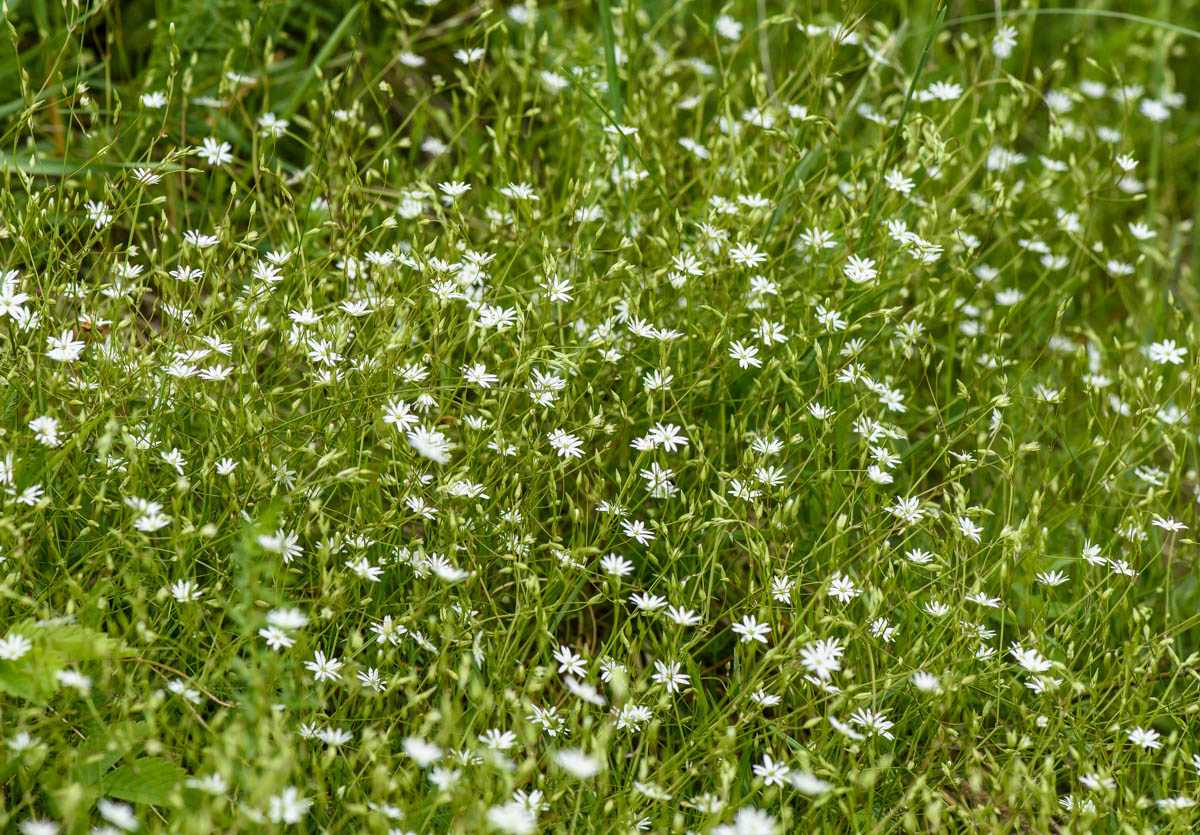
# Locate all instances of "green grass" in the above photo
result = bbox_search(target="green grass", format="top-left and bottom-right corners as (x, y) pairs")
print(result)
(2, 0), (1200, 832)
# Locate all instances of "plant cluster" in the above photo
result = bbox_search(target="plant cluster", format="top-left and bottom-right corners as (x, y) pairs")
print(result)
(2, 1), (1200, 832)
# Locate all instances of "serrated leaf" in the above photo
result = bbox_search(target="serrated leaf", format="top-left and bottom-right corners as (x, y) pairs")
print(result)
(71, 749), (123, 786)
(43, 623), (128, 661)
(102, 758), (186, 805)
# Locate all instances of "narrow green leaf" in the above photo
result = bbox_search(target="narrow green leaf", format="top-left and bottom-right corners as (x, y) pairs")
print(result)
(278, 2), (364, 121)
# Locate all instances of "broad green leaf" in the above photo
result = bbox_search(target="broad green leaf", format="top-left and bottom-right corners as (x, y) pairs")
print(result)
(70, 749), (123, 786)
(43, 623), (129, 661)
(0, 648), (65, 702)
(102, 758), (187, 806)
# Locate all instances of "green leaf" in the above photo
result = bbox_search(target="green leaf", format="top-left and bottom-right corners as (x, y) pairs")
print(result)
(0, 648), (65, 702)
(70, 749), (123, 786)
(43, 623), (128, 661)
(101, 758), (186, 805)
(278, 2), (364, 120)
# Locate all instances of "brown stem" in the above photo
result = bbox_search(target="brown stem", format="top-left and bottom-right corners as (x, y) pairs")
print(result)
(119, 656), (237, 707)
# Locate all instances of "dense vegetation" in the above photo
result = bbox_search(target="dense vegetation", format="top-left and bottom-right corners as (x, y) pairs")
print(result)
(3, 0), (1200, 832)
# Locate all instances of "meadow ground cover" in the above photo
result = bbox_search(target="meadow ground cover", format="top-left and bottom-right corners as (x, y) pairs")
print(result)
(2, 0), (1200, 831)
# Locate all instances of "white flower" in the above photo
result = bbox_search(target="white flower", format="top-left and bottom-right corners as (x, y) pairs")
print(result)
(790, 772), (832, 794)
(547, 428), (584, 459)
(258, 626), (293, 650)
(843, 254), (877, 284)
(407, 426), (453, 464)
(1009, 643), (1053, 674)
(715, 14), (742, 41)
(918, 80), (963, 102)
(799, 638), (844, 680)
(1148, 339), (1186, 365)
(992, 25), (1018, 59)
(1035, 570), (1069, 587)
(267, 787), (312, 824)
(0, 633), (32, 661)
(752, 753), (790, 786)
(885, 168), (914, 195)
(828, 573), (861, 602)
(956, 516), (983, 542)
(56, 669), (92, 692)
(910, 671), (940, 692)
(713, 807), (775, 835)
(729, 340), (762, 369)
(28, 416), (60, 447)
(750, 688), (781, 707)
(258, 112), (289, 137)
(1126, 726), (1161, 749)
(46, 330), (85, 362)
(184, 773), (228, 794)
(731, 614), (770, 644)
(403, 737), (444, 767)
(7, 731), (40, 752)
(563, 676), (605, 706)
(168, 579), (202, 602)
(196, 137), (233, 166)
(621, 518), (655, 545)
(97, 800), (138, 831)
(849, 707), (895, 739)
(454, 47), (486, 64)
(1157, 796), (1196, 813)
(267, 608), (308, 629)
(600, 553), (634, 576)
(1128, 221), (1156, 240)
(486, 800), (537, 834)
(439, 180), (471, 197)
(923, 600), (951, 618)
(729, 242), (767, 267)
(651, 659), (691, 694)
(304, 650), (343, 682)
(552, 748), (604, 778)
